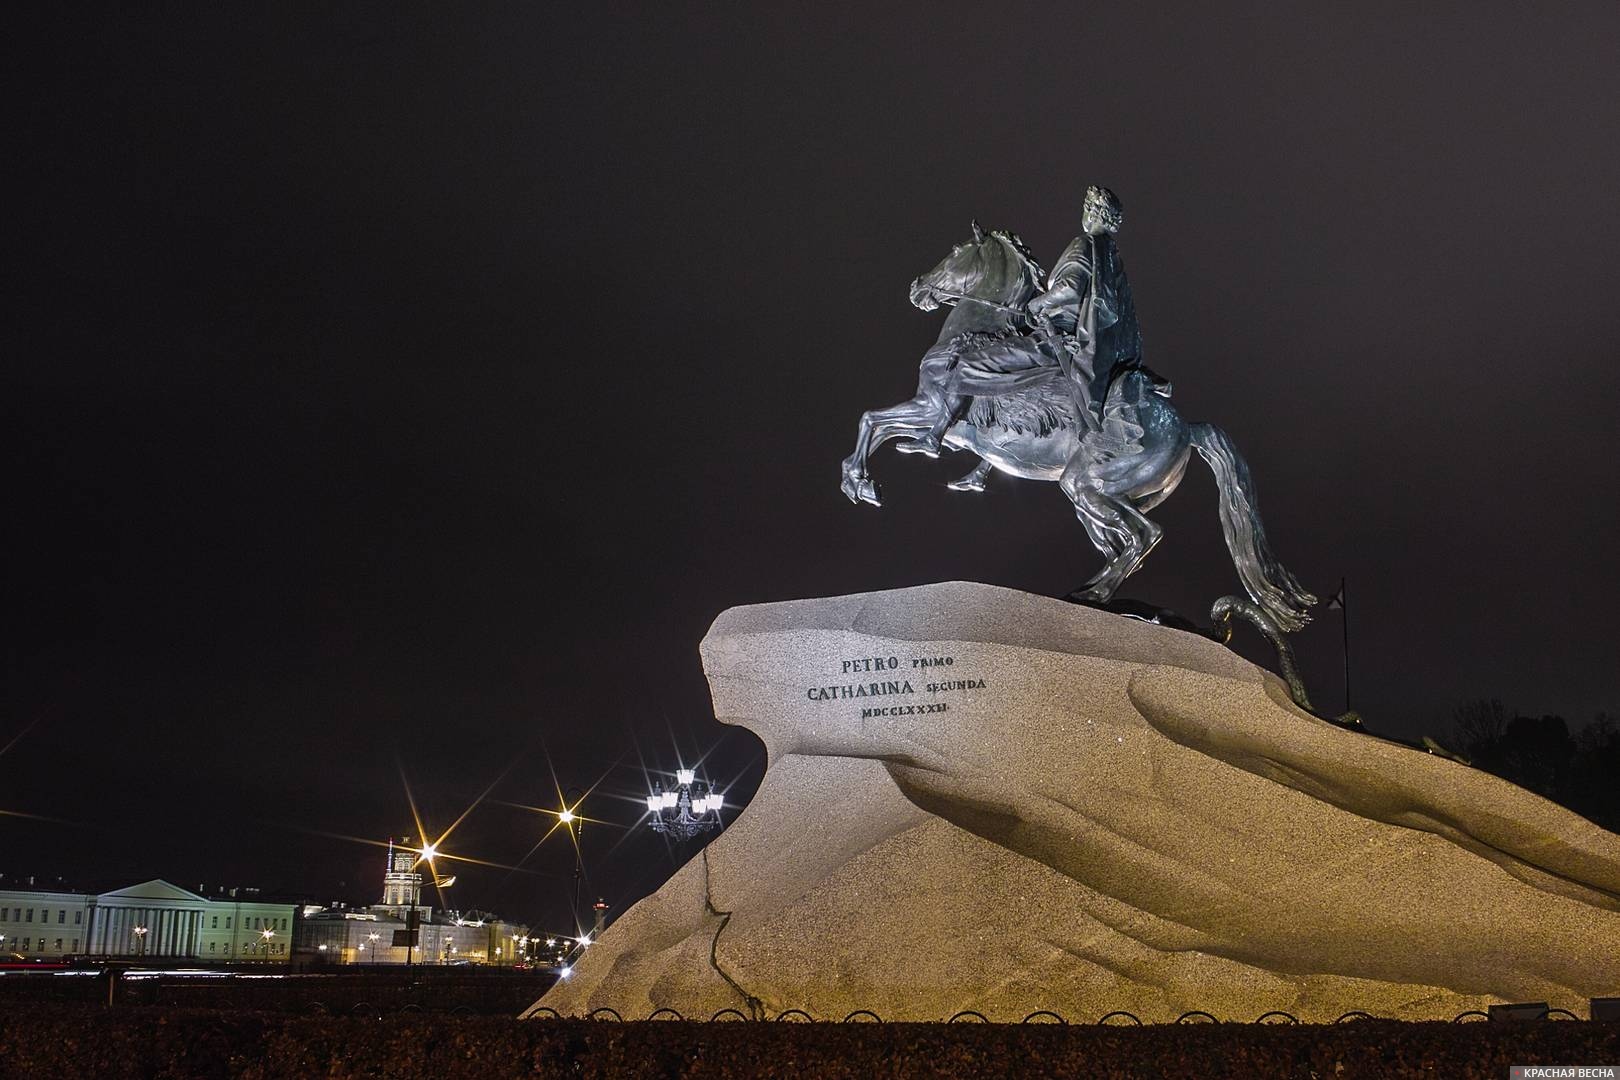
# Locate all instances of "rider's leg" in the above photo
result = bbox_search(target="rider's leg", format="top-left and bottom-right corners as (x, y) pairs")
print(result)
(895, 392), (964, 456)
(947, 458), (993, 492)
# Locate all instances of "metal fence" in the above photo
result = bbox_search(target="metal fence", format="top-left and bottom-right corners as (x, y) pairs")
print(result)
(525, 1005), (1587, 1024)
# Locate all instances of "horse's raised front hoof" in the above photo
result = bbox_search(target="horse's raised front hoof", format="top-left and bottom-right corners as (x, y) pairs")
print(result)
(894, 438), (940, 458)
(840, 468), (882, 507)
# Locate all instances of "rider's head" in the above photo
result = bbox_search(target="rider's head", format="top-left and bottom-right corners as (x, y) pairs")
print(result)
(1082, 186), (1124, 237)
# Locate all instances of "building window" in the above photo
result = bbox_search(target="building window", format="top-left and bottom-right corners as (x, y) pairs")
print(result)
(225, 917), (231, 929)
(211, 916), (218, 929)
(54, 939), (63, 951)
(25, 909), (33, 923)
(72, 939), (79, 952)
(58, 910), (66, 924)
(210, 942), (216, 952)
(74, 911), (82, 925)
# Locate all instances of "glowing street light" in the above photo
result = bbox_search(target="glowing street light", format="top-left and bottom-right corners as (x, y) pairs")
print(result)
(647, 769), (723, 840)
(132, 925), (149, 957)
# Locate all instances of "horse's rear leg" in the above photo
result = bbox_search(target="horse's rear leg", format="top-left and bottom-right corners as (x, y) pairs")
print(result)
(1061, 463), (1163, 601)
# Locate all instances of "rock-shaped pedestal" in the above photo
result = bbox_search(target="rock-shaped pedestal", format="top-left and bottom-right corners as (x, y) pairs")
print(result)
(526, 583), (1620, 1021)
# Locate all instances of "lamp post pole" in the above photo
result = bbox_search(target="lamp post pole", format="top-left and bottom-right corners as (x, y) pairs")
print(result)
(562, 787), (584, 941)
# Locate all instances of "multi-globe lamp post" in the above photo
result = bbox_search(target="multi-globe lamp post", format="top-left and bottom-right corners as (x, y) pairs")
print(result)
(646, 768), (723, 841)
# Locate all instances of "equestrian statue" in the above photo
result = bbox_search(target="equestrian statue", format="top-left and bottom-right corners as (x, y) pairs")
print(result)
(839, 186), (1317, 638)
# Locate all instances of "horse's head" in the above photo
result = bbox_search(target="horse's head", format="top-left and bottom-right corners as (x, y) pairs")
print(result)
(909, 221), (1046, 313)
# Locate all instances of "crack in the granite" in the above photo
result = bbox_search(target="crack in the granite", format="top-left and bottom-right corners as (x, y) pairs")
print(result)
(701, 844), (764, 1020)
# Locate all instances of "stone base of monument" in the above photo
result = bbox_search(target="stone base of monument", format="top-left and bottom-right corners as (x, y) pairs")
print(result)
(524, 582), (1620, 1022)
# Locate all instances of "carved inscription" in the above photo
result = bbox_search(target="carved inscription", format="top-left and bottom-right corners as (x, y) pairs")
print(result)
(803, 654), (986, 718)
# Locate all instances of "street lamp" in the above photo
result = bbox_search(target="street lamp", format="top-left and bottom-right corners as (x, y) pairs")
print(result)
(558, 787), (587, 939)
(132, 925), (149, 957)
(646, 768), (723, 840)
(259, 928), (275, 962)
(368, 931), (380, 967)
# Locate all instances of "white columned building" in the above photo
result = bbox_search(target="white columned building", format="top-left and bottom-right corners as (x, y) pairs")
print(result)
(1, 880), (296, 962)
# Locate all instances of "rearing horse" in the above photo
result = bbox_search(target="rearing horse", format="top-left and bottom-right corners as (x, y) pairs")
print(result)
(839, 223), (1315, 632)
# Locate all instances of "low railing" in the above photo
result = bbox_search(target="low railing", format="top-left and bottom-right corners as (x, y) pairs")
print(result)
(524, 1005), (1593, 1024)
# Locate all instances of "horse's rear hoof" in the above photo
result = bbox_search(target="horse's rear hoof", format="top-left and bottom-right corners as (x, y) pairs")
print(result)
(857, 479), (882, 506)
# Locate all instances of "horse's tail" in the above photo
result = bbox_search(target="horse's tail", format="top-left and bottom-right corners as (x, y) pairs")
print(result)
(1189, 423), (1316, 632)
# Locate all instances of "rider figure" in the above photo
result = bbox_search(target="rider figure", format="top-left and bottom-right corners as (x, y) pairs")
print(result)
(900, 186), (1146, 461)
(1027, 185), (1144, 428)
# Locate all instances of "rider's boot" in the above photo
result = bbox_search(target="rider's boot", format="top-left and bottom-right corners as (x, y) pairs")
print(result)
(896, 416), (948, 457)
(947, 460), (992, 492)
(895, 435), (941, 456)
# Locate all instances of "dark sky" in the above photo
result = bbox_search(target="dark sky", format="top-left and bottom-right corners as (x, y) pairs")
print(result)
(6, 6), (1620, 933)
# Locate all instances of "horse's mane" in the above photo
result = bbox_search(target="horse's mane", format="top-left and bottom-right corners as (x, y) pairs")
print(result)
(989, 229), (1046, 298)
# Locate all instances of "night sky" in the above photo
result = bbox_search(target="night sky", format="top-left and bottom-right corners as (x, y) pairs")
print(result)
(7, 7), (1620, 934)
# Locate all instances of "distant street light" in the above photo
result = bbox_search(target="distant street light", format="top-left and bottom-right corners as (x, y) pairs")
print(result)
(132, 926), (149, 957)
(259, 928), (275, 961)
(368, 931), (380, 967)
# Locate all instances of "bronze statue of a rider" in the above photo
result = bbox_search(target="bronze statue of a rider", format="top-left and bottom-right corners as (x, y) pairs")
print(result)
(897, 185), (1150, 459)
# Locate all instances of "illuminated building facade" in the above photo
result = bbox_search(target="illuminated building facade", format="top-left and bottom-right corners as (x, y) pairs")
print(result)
(290, 837), (529, 966)
(0, 879), (295, 962)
